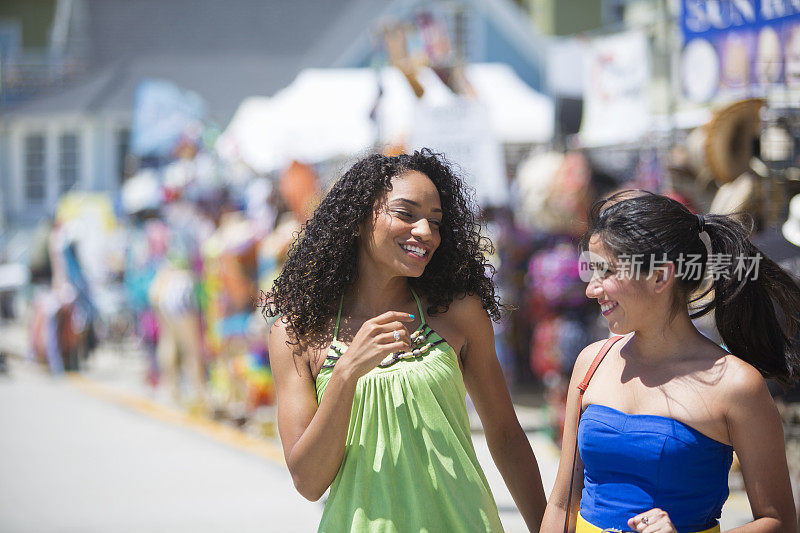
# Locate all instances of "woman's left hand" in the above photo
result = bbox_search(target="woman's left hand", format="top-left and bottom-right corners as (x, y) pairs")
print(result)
(628, 508), (677, 533)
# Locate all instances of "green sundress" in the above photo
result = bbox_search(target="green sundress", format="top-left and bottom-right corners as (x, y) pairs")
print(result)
(314, 289), (504, 532)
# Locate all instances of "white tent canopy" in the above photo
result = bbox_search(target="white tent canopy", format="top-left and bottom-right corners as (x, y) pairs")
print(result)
(217, 64), (554, 174)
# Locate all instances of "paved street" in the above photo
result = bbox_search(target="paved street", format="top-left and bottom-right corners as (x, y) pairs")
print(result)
(0, 323), (752, 532)
(0, 357), (322, 533)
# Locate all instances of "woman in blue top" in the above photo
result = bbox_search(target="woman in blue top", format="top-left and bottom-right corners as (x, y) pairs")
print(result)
(542, 191), (800, 532)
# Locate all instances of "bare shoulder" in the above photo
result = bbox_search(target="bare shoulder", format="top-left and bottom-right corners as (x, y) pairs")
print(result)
(269, 317), (292, 353)
(269, 317), (312, 376)
(430, 294), (491, 356)
(718, 353), (770, 401)
(444, 293), (489, 324)
(572, 338), (619, 379)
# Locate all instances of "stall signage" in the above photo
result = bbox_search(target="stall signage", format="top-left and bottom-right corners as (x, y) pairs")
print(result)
(682, 1), (800, 37)
(680, 0), (800, 103)
(579, 31), (651, 146)
(409, 100), (507, 207)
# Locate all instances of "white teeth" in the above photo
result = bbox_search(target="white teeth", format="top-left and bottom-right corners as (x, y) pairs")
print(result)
(402, 245), (426, 257)
(601, 302), (617, 313)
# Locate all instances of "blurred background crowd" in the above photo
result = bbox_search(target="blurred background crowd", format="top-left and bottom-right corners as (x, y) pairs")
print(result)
(1, 1), (800, 489)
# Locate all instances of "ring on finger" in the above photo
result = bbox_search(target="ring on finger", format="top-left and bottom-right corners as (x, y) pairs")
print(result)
(393, 330), (401, 341)
(642, 516), (649, 525)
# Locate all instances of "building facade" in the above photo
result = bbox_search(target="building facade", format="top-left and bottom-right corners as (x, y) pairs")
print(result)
(1, 0), (549, 229)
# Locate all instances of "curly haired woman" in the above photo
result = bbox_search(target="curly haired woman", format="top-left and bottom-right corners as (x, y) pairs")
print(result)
(266, 150), (546, 532)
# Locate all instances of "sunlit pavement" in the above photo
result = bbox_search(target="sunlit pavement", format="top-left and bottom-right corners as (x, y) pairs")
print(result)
(0, 356), (322, 533)
(0, 322), (752, 532)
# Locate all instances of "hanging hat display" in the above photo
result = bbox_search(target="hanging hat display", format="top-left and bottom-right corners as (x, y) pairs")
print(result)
(704, 98), (765, 185)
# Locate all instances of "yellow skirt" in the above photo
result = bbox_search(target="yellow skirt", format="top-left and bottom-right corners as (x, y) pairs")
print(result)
(576, 512), (720, 533)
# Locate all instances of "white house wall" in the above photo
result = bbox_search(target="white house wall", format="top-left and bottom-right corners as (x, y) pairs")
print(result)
(4, 114), (128, 225)
(92, 116), (108, 191)
(98, 113), (132, 192)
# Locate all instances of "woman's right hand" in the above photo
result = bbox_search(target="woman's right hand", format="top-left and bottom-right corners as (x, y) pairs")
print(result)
(628, 508), (677, 533)
(334, 311), (415, 380)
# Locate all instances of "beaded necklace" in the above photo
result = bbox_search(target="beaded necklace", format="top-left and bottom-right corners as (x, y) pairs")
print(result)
(323, 288), (445, 370)
(378, 323), (445, 367)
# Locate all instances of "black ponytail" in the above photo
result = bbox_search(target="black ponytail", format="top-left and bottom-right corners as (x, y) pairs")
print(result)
(583, 190), (800, 387)
(703, 214), (800, 387)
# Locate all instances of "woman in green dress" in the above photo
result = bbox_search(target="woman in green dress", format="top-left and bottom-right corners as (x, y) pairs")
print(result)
(266, 150), (546, 532)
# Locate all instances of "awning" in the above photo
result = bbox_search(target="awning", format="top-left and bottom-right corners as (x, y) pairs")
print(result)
(217, 64), (554, 173)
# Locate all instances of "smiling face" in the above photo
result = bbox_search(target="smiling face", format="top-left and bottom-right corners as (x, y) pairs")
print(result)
(359, 170), (443, 278)
(584, 234), (652, 334)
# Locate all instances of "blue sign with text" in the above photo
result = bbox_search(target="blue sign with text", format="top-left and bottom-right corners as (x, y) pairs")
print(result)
(682, 0), (800, 38)
(680, 0), (800, 102)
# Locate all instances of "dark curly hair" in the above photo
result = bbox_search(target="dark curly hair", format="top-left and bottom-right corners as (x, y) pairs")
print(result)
(264, 149), (501, 345)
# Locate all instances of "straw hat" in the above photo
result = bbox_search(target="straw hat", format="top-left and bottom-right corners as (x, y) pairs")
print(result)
(709, 171), (759, 216)
(704, 98), (765, 184)
(121, 169), (162, 215)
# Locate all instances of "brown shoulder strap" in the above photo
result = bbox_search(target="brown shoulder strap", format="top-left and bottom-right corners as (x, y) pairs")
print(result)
(564, 335), (625, 533)
(578, 335), (625, 393)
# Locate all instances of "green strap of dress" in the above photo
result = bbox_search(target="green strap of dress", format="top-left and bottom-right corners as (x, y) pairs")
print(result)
(410, 287), (426, 324)
(333, 293), (343, 340)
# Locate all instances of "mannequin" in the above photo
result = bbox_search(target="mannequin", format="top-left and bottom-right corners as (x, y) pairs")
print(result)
(753, 193), (800, 283)
(783, 194), (800, 249)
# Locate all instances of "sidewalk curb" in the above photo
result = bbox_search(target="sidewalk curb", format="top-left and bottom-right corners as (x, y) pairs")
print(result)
(66, 373), (287, 466)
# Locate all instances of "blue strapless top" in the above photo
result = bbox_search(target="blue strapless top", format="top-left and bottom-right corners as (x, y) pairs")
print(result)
(578, 404), (733, 532)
